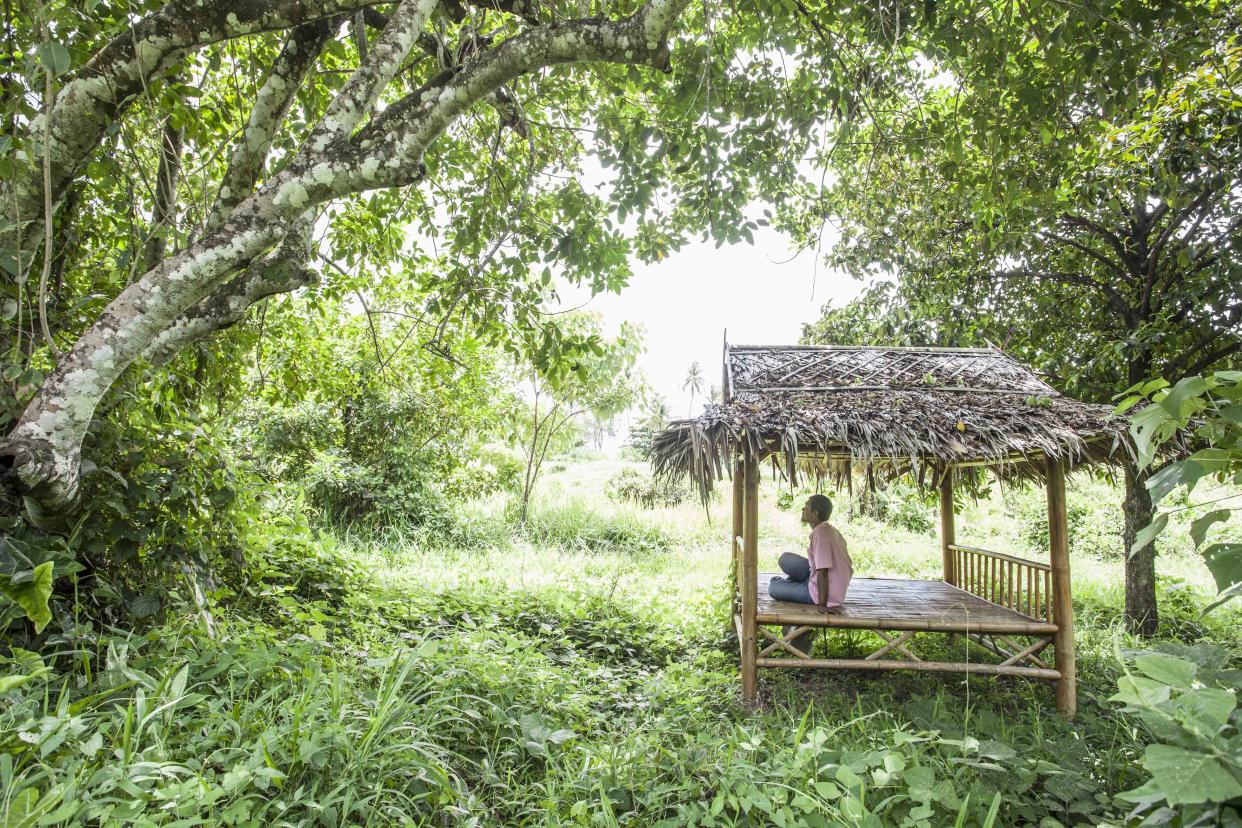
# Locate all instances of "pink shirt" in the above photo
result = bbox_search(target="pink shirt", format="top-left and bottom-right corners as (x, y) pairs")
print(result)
(807, 522), (852, 607)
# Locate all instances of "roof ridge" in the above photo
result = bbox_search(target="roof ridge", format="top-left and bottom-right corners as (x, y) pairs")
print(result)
(728, 344), (1002, 354)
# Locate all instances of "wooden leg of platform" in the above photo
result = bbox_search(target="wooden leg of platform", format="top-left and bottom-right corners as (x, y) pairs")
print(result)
(740, 458), (760, 703)
(1047, 458), (1077, 717)
(939, 468), (957, 586)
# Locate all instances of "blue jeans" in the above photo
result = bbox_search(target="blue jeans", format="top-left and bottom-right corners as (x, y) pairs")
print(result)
(768, 552), (813, 604)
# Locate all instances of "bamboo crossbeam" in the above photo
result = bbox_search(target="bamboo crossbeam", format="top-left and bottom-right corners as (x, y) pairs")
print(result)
(730, 344), (999, 354)
(868, 630), (920, 662)
(759, 626), (815, 658)
(755, 657), (1060, 680)
(739, 385), (1040, 395)
(966, 633), (1012, 661)
(755, 611), (1057, 635)
(998, 635), (1053, 669)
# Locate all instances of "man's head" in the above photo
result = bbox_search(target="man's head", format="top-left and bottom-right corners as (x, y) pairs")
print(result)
(801, 494), (833, 527)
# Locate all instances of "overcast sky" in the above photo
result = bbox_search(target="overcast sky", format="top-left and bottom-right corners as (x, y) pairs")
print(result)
(554, 224), (866, 427)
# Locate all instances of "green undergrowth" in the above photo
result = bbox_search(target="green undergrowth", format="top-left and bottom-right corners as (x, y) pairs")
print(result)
(1, 535), (1235, 828)
(4, 461), (1241, 826)
(0, 566), (1145, 828)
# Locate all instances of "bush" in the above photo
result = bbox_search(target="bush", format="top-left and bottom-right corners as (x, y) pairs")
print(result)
(605, 467), (690, 509)
(304, 450), (455, 531)
(1005, 478), (1123, 558)
(856, 483), (935, 534)
(521, 495), (672, 554)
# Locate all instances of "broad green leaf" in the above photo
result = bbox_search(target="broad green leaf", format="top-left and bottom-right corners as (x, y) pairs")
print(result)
(1202, 543), (1242, 593)
(1110, 675), (1171, 707)
(1130, 513), (1168, 556)
(1203, 581), (1242, 614)
(1141, 744), (1242, 805)
(0, 668), (48, 693)
(1190, 510), (1231, 549)
(0, 561), (54, 633)
(1158, 376), (1209, 418)
(1131, 404), (1172, 468)
(37, 41), (71, 75)
(1172, 688), (1236, 734)
(1133, 653), (1196, 689)
(1146, 461), (1190, 504)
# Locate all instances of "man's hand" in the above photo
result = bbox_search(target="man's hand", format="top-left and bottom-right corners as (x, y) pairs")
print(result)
(816, 604), (842, 615)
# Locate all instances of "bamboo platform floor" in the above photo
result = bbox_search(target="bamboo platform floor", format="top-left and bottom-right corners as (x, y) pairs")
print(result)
(756, 575), (1058, 635)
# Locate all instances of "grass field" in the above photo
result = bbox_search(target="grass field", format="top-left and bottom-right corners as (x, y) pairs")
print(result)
(3, 458), (1239, 826)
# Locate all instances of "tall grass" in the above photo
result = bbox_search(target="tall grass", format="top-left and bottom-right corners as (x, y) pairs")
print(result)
(3, 458), (1239, 826)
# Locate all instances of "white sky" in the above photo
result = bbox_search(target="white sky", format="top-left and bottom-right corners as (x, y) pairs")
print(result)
(555, 224), (865, 424)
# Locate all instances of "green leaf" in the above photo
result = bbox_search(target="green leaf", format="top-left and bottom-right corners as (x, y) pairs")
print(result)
(1203, 581), (1242, 614)
(0, 667), (48, 693)
(1133, 653), (1196, 689)
(1130, 404), (1172, 468)
(0, 561), (54, 633)
(1110, 675), (1171, 707)
(1158, 376), (1209, 418)
(37, 41), (71, 76)
(1202, 543), (1242, 593)
(1140, 744), (1242, 805)
(1146, 461), (1190, 504)
(1171, 688), (1236, 734)
(129, 593), (161, 619)
(1190, 510), (1230, 549)
(1130, 513), (1167, 556)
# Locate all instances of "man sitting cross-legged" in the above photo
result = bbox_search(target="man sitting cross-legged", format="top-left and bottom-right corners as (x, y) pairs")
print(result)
(768, 494), (853, 612)
(765, 494), (853, 655)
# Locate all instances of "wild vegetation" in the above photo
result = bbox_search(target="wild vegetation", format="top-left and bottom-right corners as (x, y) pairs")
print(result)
(2, 0), (1241, 824)
(4, 458), (1241, 825)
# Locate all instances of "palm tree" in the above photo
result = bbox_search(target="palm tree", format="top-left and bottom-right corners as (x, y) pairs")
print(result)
(682, 361), (706, 416)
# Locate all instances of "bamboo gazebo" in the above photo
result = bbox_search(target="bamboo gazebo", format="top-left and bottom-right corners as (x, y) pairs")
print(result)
(653, 342), (1128, 716)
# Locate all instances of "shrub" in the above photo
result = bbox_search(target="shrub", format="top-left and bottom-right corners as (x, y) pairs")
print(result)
(304, 450), (455, 531)
(1005, 479), (1123, 558)
(1109, 643), (1242, 826)
(520, 495), (672, 554)
(856, 482), (935, 534)
(605, 467), (690, 509)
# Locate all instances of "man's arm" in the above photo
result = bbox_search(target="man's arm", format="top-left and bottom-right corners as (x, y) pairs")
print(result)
(815, 569), (836, 614)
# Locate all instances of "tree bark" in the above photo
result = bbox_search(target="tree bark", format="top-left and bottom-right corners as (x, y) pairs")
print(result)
(1122, 457), (1159, 637)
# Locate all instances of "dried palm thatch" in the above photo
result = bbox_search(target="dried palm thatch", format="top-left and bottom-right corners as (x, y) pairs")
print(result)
(652, 344), (1130, 498)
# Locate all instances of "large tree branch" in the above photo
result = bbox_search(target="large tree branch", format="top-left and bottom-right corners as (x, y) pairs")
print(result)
(2, 0), (384, 251)
(1148, 188), (1215, 272)
(1184, 340), (1242, 378)
(1005, 265), (1135, 324)
(208, 18), (338, 228)
(1060, 214), (1135, 276)
(1041, 227), (1131, 282)
(1162, 303), (1242, 379)
(303, 0), (439, 153)
(3, 200), (284, 520)
(346, 6), (677, 192)
(143, 215), (318, 367)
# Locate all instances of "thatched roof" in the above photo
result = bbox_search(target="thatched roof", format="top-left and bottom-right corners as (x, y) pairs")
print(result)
(653, 344), (1130, 494)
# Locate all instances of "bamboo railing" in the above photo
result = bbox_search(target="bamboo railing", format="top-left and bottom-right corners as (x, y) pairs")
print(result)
(949, 544), (1053, 623)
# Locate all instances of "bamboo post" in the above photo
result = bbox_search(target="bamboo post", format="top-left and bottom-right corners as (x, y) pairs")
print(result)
(1046, 458), (1077, 717)
(939, 467), (956, 585)
(741, 457), (760, 703)
(732, 458), (744, 599)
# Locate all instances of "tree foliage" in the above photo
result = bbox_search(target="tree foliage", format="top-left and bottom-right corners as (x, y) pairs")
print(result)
(795, 0), (1241, 635)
